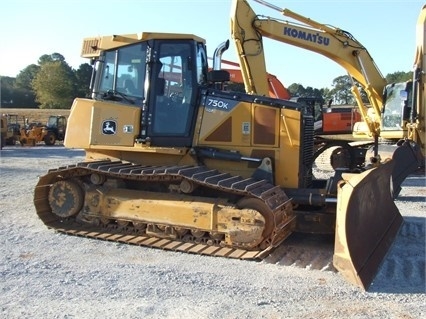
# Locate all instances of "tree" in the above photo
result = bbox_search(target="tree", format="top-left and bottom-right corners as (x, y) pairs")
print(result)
(0, 76), (37, 108)
(32, 61), (77, 109)
(321, 87), (333, 104)
(38, 53), (66, 65)
(74, 63), (93, 98)
(0, 76), (15, 106)
(287, 83), (324, 99)
(287, 83), (306, 97)
(15, 64), (40, 91)
(385, 71), (412, 84)
(14, 65), (40, 108)
(329, 75), (353, 104)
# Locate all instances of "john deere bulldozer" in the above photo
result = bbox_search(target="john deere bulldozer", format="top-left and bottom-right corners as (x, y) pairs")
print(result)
(33, 1), (421, 290)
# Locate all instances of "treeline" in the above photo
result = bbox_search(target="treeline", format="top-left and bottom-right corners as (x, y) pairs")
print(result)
(1, 53), (92, 109)
(287, 71), (413, 105)
(0, 52), (413, 109)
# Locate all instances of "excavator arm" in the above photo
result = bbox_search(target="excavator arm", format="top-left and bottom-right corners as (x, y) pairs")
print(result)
(231, 0), (387, 139)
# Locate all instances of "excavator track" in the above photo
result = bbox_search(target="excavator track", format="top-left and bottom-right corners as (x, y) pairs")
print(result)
(34, 160), (295, 260)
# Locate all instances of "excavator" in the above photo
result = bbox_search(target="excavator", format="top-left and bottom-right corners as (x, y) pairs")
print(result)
(33, 0), (420, 290)
(231, 0), (423, 182)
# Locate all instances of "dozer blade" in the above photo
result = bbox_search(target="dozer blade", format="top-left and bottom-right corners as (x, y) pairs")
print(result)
(333, 160), (403, 290)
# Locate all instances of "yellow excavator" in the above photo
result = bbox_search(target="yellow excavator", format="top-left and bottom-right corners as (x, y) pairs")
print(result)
(351, 3), (425, 160)
(231, 0), (424, 194)
(33, 1), (421, 290)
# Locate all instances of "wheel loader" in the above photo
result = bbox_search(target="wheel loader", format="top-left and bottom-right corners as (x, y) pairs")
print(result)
(20, 115), (67, 146)
(33, 5), (420, 291)
(20, 120), (47, 146)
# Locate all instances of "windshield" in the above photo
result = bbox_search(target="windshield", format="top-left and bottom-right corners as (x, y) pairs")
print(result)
(47, 116), (57, 127)
(382, 82), (412, 130)
(98, 43), (147, 100)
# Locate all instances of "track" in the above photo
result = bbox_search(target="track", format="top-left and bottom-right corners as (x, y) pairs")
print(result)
(34, 160), (295, 261)
(263, 232), (336, 271)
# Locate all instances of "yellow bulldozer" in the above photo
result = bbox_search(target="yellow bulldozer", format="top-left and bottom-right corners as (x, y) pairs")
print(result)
(0, 113), (21, 148)
(33, 0), (422, 290)
(0, 115), (6, 149)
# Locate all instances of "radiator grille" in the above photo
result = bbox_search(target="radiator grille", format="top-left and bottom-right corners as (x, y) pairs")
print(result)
(300, 114), (314, 188)
(81, 38), (100, 58)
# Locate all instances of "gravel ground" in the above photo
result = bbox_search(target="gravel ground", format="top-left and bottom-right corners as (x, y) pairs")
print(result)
(0, 146), (425, 319)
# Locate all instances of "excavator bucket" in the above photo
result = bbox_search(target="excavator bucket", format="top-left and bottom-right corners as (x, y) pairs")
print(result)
(333, 160), (403, 290)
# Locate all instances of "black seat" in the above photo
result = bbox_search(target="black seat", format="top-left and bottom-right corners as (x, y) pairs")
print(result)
(124, 79), (137, 94)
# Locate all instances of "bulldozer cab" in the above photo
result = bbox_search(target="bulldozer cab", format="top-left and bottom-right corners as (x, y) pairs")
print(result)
(92, 37), (208, 147)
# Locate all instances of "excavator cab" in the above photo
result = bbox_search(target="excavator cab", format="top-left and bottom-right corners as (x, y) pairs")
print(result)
(382, 81), (413, 133)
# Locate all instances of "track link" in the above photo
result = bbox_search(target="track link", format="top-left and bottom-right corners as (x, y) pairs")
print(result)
(34, 160), (295, 260)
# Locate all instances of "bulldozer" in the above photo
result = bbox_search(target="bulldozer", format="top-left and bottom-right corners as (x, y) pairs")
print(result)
(33, 1), (421, 290)
(0, 116), (6, 149)
(0, 113), (21, 148)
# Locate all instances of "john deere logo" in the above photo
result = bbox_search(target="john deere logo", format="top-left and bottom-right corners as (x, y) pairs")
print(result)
(102, 120), (117, 135)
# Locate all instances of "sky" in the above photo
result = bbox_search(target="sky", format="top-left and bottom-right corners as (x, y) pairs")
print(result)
(0, 0), (424, 89)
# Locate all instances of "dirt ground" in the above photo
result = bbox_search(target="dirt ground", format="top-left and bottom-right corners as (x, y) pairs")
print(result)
(0, 145), (425, 318)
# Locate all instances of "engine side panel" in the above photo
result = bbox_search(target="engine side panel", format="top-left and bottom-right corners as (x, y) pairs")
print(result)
(65, 99), (141, 148)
